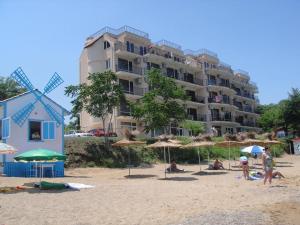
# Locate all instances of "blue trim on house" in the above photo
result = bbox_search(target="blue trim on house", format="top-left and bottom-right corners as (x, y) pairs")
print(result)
(2, 102), (7, 162)
(61, 108), (64, 154)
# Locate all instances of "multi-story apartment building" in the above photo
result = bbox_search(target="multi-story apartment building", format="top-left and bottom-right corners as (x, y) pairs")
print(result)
(80, 26), (260, 136)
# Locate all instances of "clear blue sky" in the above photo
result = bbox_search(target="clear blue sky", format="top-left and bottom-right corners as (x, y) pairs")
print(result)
(1, 0), (300, 112)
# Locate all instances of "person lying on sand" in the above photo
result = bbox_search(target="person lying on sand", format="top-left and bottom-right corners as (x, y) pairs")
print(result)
(249, 171), (285, 179)
(166, 160), (184, 173)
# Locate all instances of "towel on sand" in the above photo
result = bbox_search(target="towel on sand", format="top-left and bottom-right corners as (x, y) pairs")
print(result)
(67, 183), (95, 190)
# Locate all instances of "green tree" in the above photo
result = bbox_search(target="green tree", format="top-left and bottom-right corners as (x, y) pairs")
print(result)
(0, 76), (26, 100)
(283, 88), (300, 135)
(130, 69), (188, 134)
(65, 71), (125, 145)
(180, 120), (205, 136)
(257, 103), (286, 132)
(65, 114), (80, 132)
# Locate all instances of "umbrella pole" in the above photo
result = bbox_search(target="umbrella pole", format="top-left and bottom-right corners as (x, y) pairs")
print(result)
(164, 146), (167, 179)
(128, 147), (131, 176)
(168, 147), (171, 166)
(228, 143), (231, 170)
(198, 148), (201, 171)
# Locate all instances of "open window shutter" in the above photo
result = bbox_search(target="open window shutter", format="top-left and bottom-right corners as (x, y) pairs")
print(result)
(43, 121), (49, 139)
(43, 121), (55, 140)
(49, 122), (55, 139)
(2, 118), (10, 139)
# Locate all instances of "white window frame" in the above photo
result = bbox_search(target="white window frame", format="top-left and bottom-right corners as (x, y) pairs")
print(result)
(2, 117), (10, 139)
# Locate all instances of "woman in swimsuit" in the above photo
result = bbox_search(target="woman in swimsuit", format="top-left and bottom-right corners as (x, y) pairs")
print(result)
(262, 147), (273, 184)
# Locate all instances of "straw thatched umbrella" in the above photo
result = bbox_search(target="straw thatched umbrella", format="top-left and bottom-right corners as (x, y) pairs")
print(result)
(147, 141), (182, 178)
(0, 143), (17, 155)
(216, 140), (243, 170)
(240, 139), (265, 146)
(112, 130), (146, 176)
(182, 141), (215, 171)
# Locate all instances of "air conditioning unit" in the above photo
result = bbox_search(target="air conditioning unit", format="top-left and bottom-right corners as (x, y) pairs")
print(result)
(134, 58), (141, 64)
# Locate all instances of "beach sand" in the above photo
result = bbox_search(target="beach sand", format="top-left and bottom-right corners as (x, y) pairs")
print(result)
(1, 154), (300, 225)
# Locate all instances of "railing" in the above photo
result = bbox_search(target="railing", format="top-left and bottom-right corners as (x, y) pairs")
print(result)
(187, 114), (207, 122)
(122, 86), (144, 96)
(156, 40), (182, 50)
(207, 79), (217, 85)
(208, 97), (231, 105)
(115, 42), (145, 55)
(88, 25), (149, 40)
(243, 106), (253, 113)
(219, 61), (232, 69)
(184, 49), (218, 58)
(219, 82), (231, 88)
(118, 110), (131, 116)
(239, 121), (257, 127)
(180, 76), (204, 86)
(115, 65), (144, 75)
(187, 95), (206, 104)
(211, 115), (232, 122)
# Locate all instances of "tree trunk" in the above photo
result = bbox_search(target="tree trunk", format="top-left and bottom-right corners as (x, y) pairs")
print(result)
(102, 118), (109, 149)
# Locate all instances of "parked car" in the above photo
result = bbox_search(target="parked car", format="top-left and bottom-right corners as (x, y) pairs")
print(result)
(64, 130), (94, 137)
(88, 129), (117, 137)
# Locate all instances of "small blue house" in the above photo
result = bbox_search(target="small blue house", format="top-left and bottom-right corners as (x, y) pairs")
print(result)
(0, 90), (69, 177)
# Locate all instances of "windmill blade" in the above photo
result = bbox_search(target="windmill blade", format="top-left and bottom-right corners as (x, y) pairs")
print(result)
(44, 104), (62, 126)
(11, 67), (35, 91)
(44, 72), (64, 94)
(12, 103), (35, 127)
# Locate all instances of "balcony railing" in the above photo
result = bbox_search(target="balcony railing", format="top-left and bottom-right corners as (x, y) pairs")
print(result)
(122, 86), (144, 96)
(115, 42), (145, 55)
(88, 25), (149, 40)
(115, 65), (144, 75)
(162, 73), (204, 86)
(187, 114), (207, 122)
(118, 110), (131, 116)
(187, 95), (206, 104)
(239, 121), (257, 127)
(211, 115), (232, 122)
(208, 97), (231, 105)
(156, 40), (182, 50)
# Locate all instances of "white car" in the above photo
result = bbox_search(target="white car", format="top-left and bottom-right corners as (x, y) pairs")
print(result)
(64, 130), (94, 137)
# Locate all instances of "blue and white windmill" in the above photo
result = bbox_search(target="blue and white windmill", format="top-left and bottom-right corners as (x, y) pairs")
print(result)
(10, 67), (64, 127)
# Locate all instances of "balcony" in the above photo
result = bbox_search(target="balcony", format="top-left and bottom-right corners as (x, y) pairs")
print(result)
(187, 114), (207, 122)
(239, 121), (257, 127)
(122, 86), (144, 96)
(188, 95), (205, 104)
(115, 42), (146, 56)
(211, 115), (233, 122)
(117, 109), (132, 117)
(115, 65), (144, 79)
(208, 97), (231, 105)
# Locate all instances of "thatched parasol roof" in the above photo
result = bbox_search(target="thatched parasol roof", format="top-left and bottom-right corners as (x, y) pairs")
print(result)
(182, 141), (215, 148)
(146, 141), (182, 148)
(216, 140), (244, 147)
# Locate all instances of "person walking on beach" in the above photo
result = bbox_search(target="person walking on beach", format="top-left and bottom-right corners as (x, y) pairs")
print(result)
(240, 156), (249, 180)
(262, 147), (273, 184)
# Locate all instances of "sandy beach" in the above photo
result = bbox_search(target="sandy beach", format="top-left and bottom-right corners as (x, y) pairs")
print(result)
(1, 154), (300, 225)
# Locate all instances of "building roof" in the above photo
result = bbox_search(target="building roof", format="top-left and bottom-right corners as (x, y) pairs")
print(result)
(0, 89), (70, 116)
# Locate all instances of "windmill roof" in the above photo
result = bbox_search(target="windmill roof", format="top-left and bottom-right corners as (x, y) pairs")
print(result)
(0, 89), (70, 116)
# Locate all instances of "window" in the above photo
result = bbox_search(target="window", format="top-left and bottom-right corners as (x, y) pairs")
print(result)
(1, 118), (10, 139)
(43, 121), (55, 140)
(105, 59), (111, 69)
(29, 121), (41, 141)
(104, 41), (110, 49)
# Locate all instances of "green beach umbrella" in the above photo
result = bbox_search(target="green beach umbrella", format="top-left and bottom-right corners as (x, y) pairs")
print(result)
(14, 148), (66, 161)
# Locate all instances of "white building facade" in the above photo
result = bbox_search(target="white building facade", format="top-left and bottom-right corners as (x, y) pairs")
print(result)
(80, 26), (260, 137)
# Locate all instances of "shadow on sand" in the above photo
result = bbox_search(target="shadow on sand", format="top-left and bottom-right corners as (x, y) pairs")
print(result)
(124, 174), (157, 179)
(158, 177), (198, 181)
(192, 171), (228, 176)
